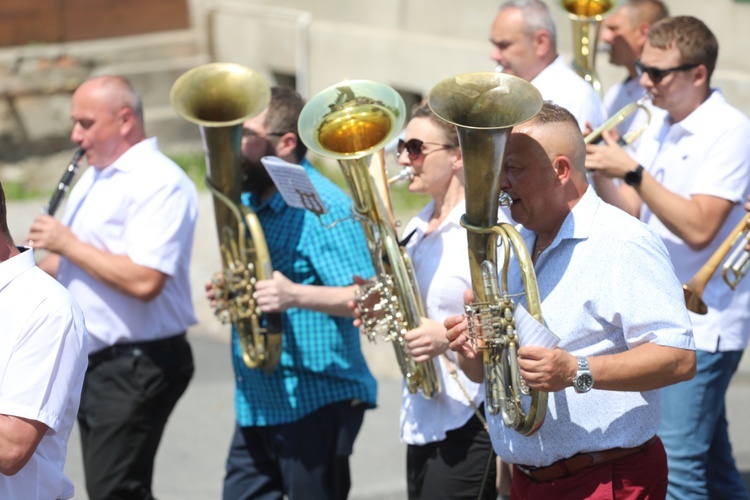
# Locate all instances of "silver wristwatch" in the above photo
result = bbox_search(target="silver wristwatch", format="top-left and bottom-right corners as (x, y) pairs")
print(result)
(573, 356), (593, 394)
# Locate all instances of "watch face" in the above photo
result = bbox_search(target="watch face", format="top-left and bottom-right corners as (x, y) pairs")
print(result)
(575, 373), (593, 392)
(624, 166), (643, 186)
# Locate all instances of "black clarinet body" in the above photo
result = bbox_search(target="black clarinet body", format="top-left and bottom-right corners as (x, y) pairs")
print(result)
(45, 149), (85, 216)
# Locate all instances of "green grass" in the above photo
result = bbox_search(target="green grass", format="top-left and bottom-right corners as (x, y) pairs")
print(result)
(168, 150), (207, 188)
(1, 180), (46, 200)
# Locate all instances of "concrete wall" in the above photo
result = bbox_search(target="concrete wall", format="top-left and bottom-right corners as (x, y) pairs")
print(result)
(0, 0), (748, 164)
(198, 0), (750, 117)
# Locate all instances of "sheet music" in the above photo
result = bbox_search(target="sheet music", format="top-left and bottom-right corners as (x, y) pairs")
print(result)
(260, 156), (328, 215)
(514, 303), (560, 349)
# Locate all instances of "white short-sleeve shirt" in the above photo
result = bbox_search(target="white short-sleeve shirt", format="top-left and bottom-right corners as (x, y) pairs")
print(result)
(636, 90), (750, 352)
(0, 247), (88, 499)
(488, 188), (694, 467)
(531, 55), (608, 131)
(399, 199), (486, 445)
(58, 138), (198, 353)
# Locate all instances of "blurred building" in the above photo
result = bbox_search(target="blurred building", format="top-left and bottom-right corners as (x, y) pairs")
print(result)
(1, 0), (750, 159)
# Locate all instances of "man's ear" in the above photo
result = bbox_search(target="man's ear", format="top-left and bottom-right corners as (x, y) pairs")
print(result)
(118, 108), (135, 135)
(692, 64), (709, 88)
(275, 132), (298, 158)
(534, 29), (552, 57)
(553, 155), (573, 184)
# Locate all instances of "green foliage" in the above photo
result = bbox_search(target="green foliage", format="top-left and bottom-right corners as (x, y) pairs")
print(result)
(168, 150), (207, 188)
(166, 149), (428, 225)
(1, 180), (43, 200)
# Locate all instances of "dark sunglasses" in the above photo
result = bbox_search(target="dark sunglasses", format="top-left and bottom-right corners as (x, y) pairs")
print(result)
(635, 60), (700, 84)
(397, 138), (454, 161)
(241, 129), (290, 140)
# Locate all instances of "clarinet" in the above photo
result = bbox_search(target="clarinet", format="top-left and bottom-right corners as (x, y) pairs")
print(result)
(44, 149), (85, 216)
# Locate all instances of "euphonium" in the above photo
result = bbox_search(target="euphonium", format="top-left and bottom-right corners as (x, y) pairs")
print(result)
(170, 63), (283, 373)
(584, 96), (651, 146)
(298, 80), (440, 398)
(428, 72), (546, 435)
(683, 215), (750, 315)
(561, 0), (620, 96)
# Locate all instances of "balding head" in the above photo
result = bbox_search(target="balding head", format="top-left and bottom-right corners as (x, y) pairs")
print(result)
(501, 102), (589, 235)
(70, 75), (146, 168)
(76, 76), (144, 127)
(516, 102), (588, 183)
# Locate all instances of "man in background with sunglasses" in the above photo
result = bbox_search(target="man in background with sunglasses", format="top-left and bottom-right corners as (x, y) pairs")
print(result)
(598, 0), (669, 154)
(586, 16), (750, 500)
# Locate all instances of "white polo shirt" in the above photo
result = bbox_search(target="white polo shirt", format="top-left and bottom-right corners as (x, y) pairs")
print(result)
(531, 55), (608, 131)
(400, 198), (486, 445)
(636, 90), (750, 352)
(58, 138), (198, 353)
(0, 247), (88, 499)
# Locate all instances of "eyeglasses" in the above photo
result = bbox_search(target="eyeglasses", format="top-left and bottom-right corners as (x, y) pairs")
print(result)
(397, 138), (454, 161)
(241, 129), (290, 140)
(635, 60), (700, 84)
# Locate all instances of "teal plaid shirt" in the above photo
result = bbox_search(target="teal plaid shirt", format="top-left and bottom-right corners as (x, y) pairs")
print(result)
(233, 159), (377, 426)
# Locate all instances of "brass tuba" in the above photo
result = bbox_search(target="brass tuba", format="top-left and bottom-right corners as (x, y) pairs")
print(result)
(298, 80), (440, 398)
(170, 63), (283, 373)
(428, 72), (546, 435)
(561, 0), (620, 96)
(683, 215), (750, 315)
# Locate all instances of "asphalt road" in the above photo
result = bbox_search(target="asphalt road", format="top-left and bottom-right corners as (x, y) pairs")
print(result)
(62, 331), (409, 500)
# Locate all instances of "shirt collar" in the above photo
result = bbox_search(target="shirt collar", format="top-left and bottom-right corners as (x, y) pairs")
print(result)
(668, 88), (724, 135)
(101, 137), (159, 174)
(411, 197), (466, 234)
(0, 247), (36, 292)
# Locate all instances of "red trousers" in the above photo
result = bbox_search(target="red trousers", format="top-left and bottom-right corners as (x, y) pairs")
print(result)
(511, 437), (668, 500)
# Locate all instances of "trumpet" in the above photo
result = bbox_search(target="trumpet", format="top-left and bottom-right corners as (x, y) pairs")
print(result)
(683, 215), (750, 315)
(387, 167), (414, 184)
(585, 96), (651, 146)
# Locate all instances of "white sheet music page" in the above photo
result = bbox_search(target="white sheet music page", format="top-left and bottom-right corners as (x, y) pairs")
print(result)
(514, 303), (560, 349)
(260, 156), (328, 215)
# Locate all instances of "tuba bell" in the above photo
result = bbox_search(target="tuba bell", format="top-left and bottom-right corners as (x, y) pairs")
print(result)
(170, 63), (283, 374)
(298, 79), (440, 398)
(560, 0), (620, 96)
(428, 72), (546, 435)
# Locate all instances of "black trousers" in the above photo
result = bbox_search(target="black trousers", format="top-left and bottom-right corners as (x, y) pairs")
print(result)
(222, 400), (367, 500)
(407, 407), (497, 500)
(77, 334), (194, 500)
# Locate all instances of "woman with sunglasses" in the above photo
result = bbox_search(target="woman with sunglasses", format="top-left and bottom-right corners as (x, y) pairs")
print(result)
(395, 102), (498, 500)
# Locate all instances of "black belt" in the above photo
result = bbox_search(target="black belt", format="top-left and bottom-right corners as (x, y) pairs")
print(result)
(516, 435), (659, 482)
(88, 332), (187, 367)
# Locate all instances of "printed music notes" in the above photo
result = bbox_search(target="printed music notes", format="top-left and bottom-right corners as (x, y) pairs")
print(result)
(260, 156), (327, 215)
